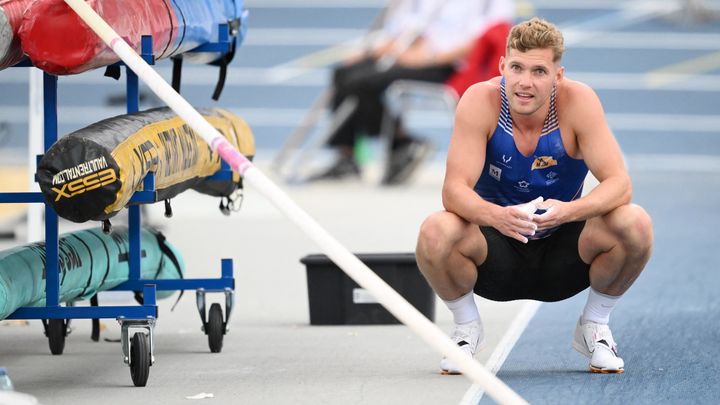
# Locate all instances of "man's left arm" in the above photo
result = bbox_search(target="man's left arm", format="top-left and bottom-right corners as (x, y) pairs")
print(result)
(534, 82), (631, 230)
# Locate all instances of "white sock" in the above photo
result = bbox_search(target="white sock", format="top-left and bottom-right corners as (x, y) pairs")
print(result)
(582, 288), (621, 325)
(443, 291), (480, 324)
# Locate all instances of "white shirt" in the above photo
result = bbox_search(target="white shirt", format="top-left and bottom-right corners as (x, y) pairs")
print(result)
(382, 0), (515, 53)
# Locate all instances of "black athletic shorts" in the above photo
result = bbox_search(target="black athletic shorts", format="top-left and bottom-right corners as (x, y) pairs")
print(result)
(474, 221), (591, 302)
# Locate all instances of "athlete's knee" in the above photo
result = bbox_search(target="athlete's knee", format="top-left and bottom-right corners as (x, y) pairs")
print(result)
(416, 212), (461, 262)
(609, 204), (654, 252)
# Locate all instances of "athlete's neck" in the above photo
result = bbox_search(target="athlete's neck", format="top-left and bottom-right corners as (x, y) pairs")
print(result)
(511, 113), (545, 138)
(511, 100), (551, 157)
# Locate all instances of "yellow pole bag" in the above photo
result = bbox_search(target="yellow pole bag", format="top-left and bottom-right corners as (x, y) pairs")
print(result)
(36, 107), (255, 222)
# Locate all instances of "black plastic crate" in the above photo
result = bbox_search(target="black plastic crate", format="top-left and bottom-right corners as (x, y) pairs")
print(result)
(301, 253), (435, 325)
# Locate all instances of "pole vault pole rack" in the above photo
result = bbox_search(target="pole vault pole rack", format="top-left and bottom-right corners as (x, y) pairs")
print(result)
(0, 26), (237, 387)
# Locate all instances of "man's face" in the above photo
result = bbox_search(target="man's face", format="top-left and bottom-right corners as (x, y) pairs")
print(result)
(500, 48), (563, 117)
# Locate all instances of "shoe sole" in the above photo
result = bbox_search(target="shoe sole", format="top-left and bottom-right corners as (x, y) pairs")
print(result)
(440, 360), (625, 374)
(575, 340), (624, 373)
(590, 365), (624, 374)
(439, 338), (487, 375)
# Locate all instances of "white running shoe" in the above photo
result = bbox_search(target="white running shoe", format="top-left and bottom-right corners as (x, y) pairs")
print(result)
(572, 317), (625, 373)
(440, 319), (485, 375)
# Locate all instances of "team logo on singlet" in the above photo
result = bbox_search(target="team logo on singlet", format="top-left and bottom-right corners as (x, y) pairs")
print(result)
(489, 164), (502, 181)
(515, 180), (531, 193)
(545, 171), (559, 185)
(497, 154), (512, 169)
(531, 156), (558, 170)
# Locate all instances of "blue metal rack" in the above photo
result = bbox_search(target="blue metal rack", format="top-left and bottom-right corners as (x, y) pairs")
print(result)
(0, 24), (242, 386)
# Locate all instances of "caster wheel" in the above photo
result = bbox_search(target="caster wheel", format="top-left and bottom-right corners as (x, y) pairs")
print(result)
(47, 319), (67, 355)
(130, 332), (151, 387)
(207, 303), (224, 353)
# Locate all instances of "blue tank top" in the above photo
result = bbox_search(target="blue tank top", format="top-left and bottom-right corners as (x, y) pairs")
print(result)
(474, 77), (588, 238)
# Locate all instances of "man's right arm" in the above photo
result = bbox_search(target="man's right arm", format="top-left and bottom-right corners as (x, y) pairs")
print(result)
(441, 82), (538, 243)
(442, 83), (496, 225)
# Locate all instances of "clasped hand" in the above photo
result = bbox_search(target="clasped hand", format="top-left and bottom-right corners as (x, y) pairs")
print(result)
(495, 197), (567, 243)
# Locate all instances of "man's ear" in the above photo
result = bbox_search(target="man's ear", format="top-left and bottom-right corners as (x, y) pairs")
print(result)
(555, 66), (565, 84)
(499, 56), (506, 74)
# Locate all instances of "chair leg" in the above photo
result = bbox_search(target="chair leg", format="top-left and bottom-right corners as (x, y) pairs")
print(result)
(379, 85), (412, 183)
(379, 107), (400, 179)
(284, 96), (359, 182)
(321, 96), (359, 144)
(271, 88), (333, 176)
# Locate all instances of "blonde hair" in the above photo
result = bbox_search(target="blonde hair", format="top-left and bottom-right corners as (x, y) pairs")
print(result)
(506, 17), (565, 62)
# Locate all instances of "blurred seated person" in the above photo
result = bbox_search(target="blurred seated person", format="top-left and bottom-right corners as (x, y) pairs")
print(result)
(310, 0), (515, 184)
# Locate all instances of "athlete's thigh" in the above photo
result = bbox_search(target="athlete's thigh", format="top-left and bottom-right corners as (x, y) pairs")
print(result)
(456, 221), (488, 267)
(577, 207), (629, 264)
(425, 211), (488, 265)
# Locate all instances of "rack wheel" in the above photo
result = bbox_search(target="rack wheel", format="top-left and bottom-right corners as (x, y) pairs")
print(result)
(47, 319), (67, 355)
(207, 303), (224, 353)
(129, 332), (151, 387)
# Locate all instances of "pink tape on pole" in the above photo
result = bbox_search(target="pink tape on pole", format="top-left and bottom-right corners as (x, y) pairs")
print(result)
(212, 137), (252, 175)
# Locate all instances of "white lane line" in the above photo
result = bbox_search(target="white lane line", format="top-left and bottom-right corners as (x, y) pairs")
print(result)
(647, 51), (720, 88)
(5, 69), (720, 92)
(244, 28), (365, 46)
(265, 40), (361, 83)
(569, 31), (720, 50)
(4, 107), (718, 132)
(562, 0), (680, 46)
(238, 29), (720, 50)
(628, 154), (720, 172)
(571, 72), (720, 92)
(606, 113), (720, 132)
(459, 302), (541, 405)
(0, 66), (329, 86)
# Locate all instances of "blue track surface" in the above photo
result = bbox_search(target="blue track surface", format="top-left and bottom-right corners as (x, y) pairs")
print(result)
(480, 170), (720, 404)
